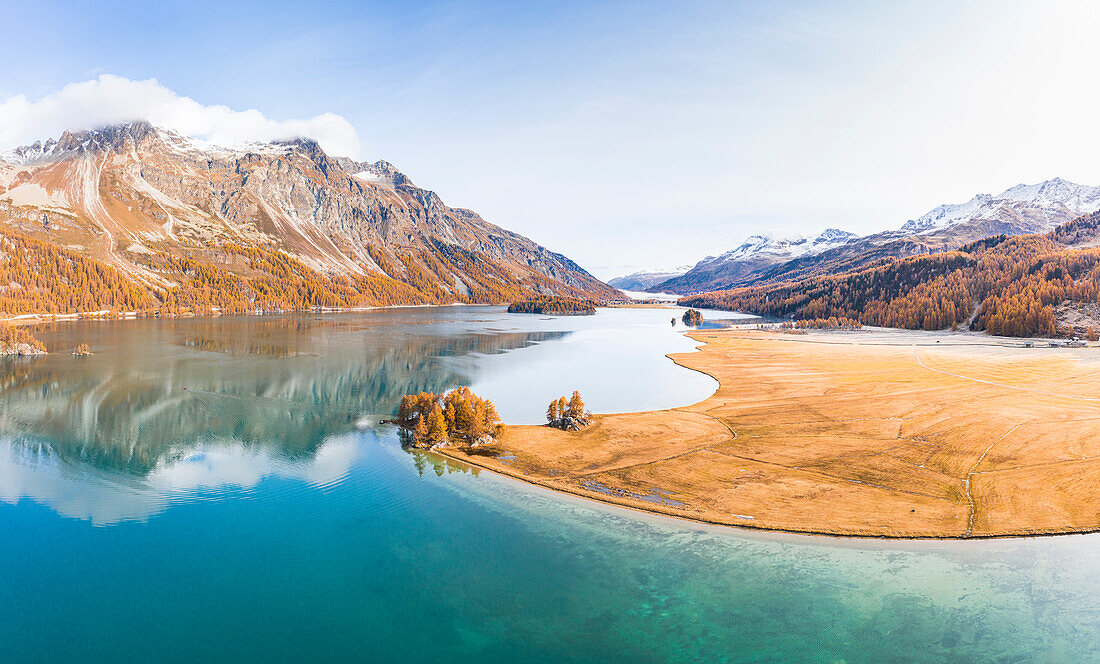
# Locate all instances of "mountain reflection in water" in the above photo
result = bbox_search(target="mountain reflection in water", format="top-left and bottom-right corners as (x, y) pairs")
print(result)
(0, 312), (564, 523)
(0, 307), (719, 525)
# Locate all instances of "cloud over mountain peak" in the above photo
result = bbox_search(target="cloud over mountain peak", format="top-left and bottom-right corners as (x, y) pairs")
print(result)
(0, 74), (361, 158)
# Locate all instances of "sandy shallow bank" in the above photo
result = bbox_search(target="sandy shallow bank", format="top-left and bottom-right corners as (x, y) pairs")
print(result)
(438, 328), (1100, 538)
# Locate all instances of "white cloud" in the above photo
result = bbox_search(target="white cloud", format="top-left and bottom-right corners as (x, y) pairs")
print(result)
(0, 74), (361, 157)
(0, 435), (361, 526)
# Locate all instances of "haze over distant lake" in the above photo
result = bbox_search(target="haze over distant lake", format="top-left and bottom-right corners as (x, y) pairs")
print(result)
(0, 306), (1095, 662)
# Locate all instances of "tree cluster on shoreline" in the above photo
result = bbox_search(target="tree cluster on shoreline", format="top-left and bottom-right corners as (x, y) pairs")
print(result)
(507, 297), (596, 315)
(395, 386), (505, 449)
(679, 211), (1100, 338)
(546, 391), (591, 431)
(0, 323), (46, 356)
(780, 318), (862, 330)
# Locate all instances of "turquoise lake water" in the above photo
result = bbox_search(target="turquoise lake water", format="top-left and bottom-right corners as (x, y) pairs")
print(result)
(1, 306), (1097, 663)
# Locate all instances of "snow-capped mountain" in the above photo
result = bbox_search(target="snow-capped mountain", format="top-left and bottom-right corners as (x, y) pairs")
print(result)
(653, 178), (1100, 295)
(899, 177), (1100, 234)
(705, 229), (857, 264)
(655, 228), (857, 294)
(0, 138), (60, 165)
(0, 121), (618, 304)
(607, 265), (693, 291)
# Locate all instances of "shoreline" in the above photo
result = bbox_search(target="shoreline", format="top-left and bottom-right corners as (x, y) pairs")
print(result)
(437, 327), (1100, 539)
(0, 301), (491, 328)
(432, 445), (1100, 541)
(0, 300), (673, 330)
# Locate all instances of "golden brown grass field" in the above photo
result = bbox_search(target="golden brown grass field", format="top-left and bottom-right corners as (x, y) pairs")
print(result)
(440, 328), (1100, 537)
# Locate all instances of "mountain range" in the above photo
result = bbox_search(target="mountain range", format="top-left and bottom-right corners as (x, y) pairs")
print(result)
(606, 266), (693, 292)
(681, 209), (1100, 338)
(0, 121), (618, 316)
(644, 177), (1100, 294)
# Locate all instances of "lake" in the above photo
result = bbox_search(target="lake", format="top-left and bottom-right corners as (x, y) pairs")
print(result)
(0, 306), (1096, 663)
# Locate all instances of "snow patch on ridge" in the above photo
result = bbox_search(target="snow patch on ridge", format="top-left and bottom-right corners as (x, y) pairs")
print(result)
(1, 183), (72, 211)
(352, 171), (384, 183)
(900, 177), (1100, 234)
(702, 228), (858, 266)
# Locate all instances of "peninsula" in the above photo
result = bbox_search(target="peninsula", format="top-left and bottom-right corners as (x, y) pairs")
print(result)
(437, 327), (1100, 538)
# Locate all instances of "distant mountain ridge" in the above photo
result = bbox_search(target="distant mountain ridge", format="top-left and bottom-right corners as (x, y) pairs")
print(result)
(607, 266), (692, 291)
(899, 178), (1100, 234)
(653, 228), (858, 294)
(680, 209), (1100, 338)
(650, 177), (1100, 295)
(0, 121), (618, 316)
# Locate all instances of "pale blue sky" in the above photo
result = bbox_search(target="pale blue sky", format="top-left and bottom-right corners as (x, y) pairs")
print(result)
(3, 1), (1100, 278)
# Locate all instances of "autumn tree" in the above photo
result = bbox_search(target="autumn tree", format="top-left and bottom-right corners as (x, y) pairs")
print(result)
(547, 398), (562, 423)
(567, 390), (588, 422)
(413, 414), (428, 445)
(682, 309), (703, 326)
(547, 390), (591, 430)
(426, 404), (448, 447)
(395, 386), (503, 448)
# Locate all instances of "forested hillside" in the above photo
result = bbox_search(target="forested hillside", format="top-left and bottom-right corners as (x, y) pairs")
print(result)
(0, 122), (619, 318)
(0, 227), (604, 317)
(681, 211), (1100, 337)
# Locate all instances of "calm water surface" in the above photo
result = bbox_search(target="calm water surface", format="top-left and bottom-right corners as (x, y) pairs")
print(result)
(0, 306), (1096, 663)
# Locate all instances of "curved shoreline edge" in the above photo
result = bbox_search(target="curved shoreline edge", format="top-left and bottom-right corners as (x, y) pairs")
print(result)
(435, 328), (1100, 540)
(433, 446), (1100, 541)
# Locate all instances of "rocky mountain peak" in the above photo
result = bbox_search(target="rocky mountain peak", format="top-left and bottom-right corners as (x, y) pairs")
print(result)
(814, 228), (858, 244)
(54, 120), (160, 155)
(900, 178), (1100, 235)
(0, 121), (619, 305)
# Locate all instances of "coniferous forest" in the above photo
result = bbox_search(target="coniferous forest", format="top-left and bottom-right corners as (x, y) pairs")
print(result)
(507, 297), (597, 315)
(681, 211), (1100, 337)
(0, 228), (608, 319)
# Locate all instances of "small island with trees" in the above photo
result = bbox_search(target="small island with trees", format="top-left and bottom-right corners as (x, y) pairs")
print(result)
(546, 390), (591, 430)
(508, 297), (596, 316)
(0, 324), (46, 356)
(681, 308), (703, 326)
(394, 386), (505, 449)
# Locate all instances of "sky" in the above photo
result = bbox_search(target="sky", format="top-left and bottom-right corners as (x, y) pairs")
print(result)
(2, 0), (1100, 279)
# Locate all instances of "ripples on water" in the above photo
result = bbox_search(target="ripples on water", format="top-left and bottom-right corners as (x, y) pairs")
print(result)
(0, 306), (1095, 663)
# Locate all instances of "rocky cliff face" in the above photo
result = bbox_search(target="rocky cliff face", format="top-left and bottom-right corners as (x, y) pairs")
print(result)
(0, 121), (618, 309)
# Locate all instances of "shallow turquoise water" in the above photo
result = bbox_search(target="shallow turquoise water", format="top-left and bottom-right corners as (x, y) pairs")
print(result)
(0, 307), (1097, 663)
